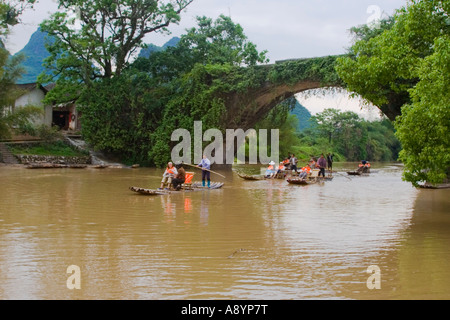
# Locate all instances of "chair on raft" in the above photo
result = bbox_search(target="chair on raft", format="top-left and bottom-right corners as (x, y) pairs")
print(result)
(309, 169), (320, 181)
(182, 172), (195, 190)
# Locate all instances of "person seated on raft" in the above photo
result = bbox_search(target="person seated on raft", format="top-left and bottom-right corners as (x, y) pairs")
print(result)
(159, 162), (178, 190)
(282, 157), (291, 170)
(276, 162), (286, 177)
(357, 160), (368, 172)
(309, 157), (316, 169)
(265, 161), (277, 178)
(298, 164), (311, 179)
(171, 163), (186, 191)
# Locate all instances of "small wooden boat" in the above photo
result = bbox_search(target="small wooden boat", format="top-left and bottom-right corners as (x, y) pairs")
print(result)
(237, 171), (288, 180)
(347, 168), (370, 175)
(130, 182), (224, 196)
(286, 178), (317, 185)
(418, 182), (450, 189)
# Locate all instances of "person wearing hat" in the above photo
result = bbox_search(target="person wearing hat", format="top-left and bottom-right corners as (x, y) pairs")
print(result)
(159, 162), (178, 190)
(265, 161), (277, 178)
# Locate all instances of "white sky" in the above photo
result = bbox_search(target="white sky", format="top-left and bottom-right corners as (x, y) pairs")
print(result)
(5, 0), (407, 118)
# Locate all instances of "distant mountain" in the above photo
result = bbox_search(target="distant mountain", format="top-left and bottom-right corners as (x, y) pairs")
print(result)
(13, 28), (54, 84)
(12, 30), (181, 84)
(138, 37), (180, 58)
(291, 101), (312, 131)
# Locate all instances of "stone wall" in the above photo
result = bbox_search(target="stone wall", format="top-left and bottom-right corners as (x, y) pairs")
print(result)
(16, 154), (92, 165)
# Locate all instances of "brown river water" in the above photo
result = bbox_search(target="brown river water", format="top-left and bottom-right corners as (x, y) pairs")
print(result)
(0, 162), (449, 300)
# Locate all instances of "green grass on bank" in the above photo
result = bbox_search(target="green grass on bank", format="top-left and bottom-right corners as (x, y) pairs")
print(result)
(7, 141), (88, 157)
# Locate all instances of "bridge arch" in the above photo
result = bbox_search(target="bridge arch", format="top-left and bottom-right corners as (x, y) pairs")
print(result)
(221, 56), (345, 130)
(220, 55), (400, 129)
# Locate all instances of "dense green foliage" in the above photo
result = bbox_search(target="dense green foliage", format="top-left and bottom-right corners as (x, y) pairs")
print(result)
(39, 0), (194, 103)
(266, 107), (401, 163)
(38, 2), (405, 170)
(78, 15), (271, 166)
(395, 36), (450, 186)
(8, 140), (87, 157)
(336, 0), (449, 185)
(1, 0), (40, 140)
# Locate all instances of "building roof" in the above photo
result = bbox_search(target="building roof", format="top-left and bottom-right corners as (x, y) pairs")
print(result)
(15, 83), (49, 93)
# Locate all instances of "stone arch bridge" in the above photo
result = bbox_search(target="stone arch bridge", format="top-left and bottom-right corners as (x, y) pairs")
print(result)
(218, 55), (400, 130)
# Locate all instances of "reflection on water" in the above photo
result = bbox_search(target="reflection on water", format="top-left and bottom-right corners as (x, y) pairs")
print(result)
(0, 163), (449, 299)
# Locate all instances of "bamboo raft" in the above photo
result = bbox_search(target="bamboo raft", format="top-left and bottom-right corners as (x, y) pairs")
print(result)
(287, 176), (333, 185)
(286, 178), (315, 185)
(347, 168), (370, 175)
(237, 172), (287, 180)
(130, 182), (224, 195)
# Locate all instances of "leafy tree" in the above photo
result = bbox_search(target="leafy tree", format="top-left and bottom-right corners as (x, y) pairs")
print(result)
(395, 36), (450, 186)
(336, 0), (449, 121)
(79, 14), (268, 166)
(299, 109), (400, 162)
(1, 0), (38, 139)
(1, 0), (35, 41)
(310, 108), (360, 144)
(336, 0), (449, 184)
(78, 69), (171, 165)
(39, 0), (194, 102)
(132, 14), (268, 81)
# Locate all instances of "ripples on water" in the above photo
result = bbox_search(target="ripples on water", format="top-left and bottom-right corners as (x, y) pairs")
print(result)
(0, 163), (449, 299)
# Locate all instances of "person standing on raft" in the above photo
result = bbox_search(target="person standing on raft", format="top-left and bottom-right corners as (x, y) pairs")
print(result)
(197, 155), (211, 188)
(317, 154), (327, 177)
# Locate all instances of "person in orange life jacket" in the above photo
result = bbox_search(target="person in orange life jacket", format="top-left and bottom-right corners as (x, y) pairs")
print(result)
(159, 162), (178, 190)
(265, 161), (277, 178)
(275, 162), (286, 177)
(317, 154), (327, 177)
(298, 164), (311, 179)
(283, 157), (291, 170)
(357, 160), (367, 172)
(197, 155), (211, 187)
